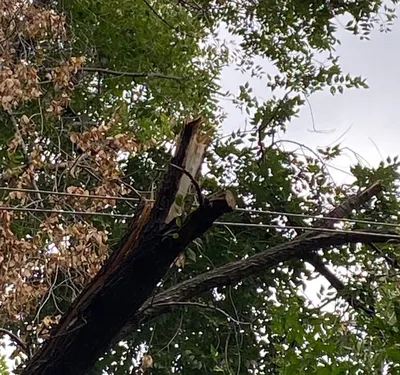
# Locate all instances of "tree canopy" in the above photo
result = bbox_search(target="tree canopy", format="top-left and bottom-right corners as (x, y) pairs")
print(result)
(0, 0), (400, 374)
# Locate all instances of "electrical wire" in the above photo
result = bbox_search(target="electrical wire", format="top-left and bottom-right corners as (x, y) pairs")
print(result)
(0, 186), (399, 230)
(0, 186), (142, 202)
(213, 221), (400, 240)
(0, 206), (131, 219)
(0, 205), (399, 240)
(234, 208), (400, 229)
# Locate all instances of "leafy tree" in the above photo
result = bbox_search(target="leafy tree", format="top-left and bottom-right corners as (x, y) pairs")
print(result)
(0, 0), (399, 374)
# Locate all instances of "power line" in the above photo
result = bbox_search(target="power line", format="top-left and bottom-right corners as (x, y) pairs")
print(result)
(235, 208), (400, 229)
(0, 206), (131, 219)
(0, 187), (143, 202)
(0, 205), (399, 240)
(1, 186), (399, 230)
(213, 221), (400, 240)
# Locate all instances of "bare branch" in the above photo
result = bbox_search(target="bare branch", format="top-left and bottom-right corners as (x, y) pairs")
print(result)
(170, 163), (204, 206)
(0, 327), (29, 356)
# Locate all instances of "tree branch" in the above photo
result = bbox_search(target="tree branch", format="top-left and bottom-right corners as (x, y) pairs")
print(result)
(78, 67), (182, 80)
(303, 253), (374, 316)
(299, 181), (383, 315)
(153, 301), (251, 326)
(368, 242), (400, 270)
(170, 163), (204, 206)
(114, 181), (384, 341)
(303, 180), (383, 231)
(115, 229), (399, 341)
(0, 328), (29, 356)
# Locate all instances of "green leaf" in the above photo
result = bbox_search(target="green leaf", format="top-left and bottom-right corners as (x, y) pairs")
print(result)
(186, 248), (197, 262)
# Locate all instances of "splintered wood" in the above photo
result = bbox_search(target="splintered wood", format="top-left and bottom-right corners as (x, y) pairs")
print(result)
(166, 118), (211, 223)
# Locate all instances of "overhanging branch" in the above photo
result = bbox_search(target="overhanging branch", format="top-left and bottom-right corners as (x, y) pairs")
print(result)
(115, 230), (399, 341)
(80, 67), (183, 80)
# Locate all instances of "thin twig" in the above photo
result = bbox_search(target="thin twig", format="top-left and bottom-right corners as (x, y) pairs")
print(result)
(170, 163), (204, 206)
(77, 67), (182, 81)
(155, 312), (184, 355)
(153, 301), (251, 326)
(368, 242), (400, 269)
(0, 328), (29, 356)
(141, 0), (184, 34)
(9, 115), (43, 206)
(271, 139), (336, 184)
(258, 90), (293, 161)
(304, 94), (335, 134)
(33, 266), (59, 324)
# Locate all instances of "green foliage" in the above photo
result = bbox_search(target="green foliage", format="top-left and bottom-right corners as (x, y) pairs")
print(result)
(1, 0), (400, 374)
(59, 0), (228, 141)
(0, 355), (9, 375)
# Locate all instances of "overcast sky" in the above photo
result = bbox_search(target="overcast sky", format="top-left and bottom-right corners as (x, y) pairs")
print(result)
(219, 11), (400, 185)
(218, 12), (400, 306)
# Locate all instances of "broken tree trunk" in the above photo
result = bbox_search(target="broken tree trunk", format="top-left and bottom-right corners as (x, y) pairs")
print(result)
(22, 118), (235, 375)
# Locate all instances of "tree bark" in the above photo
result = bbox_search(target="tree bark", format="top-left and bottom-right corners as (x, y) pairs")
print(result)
(129, 230), (399, 332)
(22, 119), (235, 375)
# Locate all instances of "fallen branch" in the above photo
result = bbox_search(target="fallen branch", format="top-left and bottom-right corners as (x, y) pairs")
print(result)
(308, 180), (383, 229)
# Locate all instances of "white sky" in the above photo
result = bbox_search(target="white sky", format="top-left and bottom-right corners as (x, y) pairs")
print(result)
(219, 11), (400, 185)
(218, 11), (400, 308)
